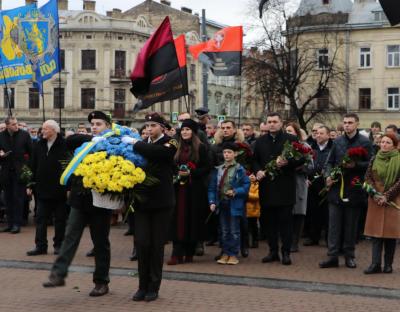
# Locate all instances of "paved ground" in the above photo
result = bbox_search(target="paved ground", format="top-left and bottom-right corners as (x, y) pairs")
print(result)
(0, 221), (399, 311)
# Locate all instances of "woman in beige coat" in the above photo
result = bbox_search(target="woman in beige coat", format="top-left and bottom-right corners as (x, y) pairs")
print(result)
(364, 133), (400, 274)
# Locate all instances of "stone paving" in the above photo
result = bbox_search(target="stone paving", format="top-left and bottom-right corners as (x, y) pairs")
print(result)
(0, 222), (399, 311)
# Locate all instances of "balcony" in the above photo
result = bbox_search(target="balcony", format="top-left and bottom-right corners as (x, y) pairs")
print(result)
(110, 69), (130, 83)
(113, 104), (125, 119)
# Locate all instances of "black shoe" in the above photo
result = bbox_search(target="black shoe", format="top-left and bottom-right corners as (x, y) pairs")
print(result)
(261, 252), (280, 263)
(144, 291), (158, 302)
(54, 247), (60, 255)
(241, 248), (249, 258)
(43, 273), (65, 287)
(383, 265), (393, 274)
(319, 257), (339, 268)
(303, 239), (319, 246)
(1, 227), (12, 232)
(132, 289), (146, 301)
(214, 251), (223, 261)
(10, 226), (20, 234)
(130, 248), (137, 261)
(86, 249), (94, 257)
(364, 264), (382, 274)
(27, 248), (47, 256)
(281, 253), (292, 265)
(89, 283), (109, 297)
(345, 257), (357, 269)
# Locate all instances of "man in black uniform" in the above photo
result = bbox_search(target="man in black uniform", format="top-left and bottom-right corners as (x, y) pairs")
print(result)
(42, 111), (113, 297)
(124, 112), (177, 302)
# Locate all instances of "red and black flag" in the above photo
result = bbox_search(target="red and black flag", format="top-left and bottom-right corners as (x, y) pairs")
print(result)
(379, 0), (400, 26)
(189, 26), (243, 76)
(130, 17), (188, 112)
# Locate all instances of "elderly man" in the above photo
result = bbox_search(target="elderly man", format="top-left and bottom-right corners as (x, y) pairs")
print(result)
(0, 117), (32, 233)
(27, 120), (69, 256)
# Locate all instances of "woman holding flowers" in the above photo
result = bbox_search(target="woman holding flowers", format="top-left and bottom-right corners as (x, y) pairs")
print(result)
(167, 119), (210, 265)
(364, 133), (400, 274)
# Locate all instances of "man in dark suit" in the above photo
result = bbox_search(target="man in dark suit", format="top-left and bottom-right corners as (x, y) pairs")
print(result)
(0, 117), (32, 233)
(27, 120), (69, 256)
(253, 112), (303, 265)
(124, 112), (177, 302)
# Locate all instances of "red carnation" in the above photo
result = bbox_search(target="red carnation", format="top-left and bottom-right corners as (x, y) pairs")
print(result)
(351, 176), (361, 187)
(23, 153), (29, 161)
(187, 161), (197, 170)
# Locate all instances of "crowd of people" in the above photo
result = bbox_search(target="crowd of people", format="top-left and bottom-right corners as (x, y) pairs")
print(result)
(0, 109), (399, 302)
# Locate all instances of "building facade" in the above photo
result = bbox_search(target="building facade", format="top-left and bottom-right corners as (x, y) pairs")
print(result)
(1, 0), (264, 129)
(294, 0), (400, 128)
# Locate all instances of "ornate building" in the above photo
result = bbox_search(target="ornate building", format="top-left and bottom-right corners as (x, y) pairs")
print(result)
(1, 0), (264, 128)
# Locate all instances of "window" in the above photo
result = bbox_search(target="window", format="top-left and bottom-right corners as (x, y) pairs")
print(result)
(81, 50), (96, 70)
(322, 0), (330, 5)
(359, 47), (371, 68)
(317, 48), (329, 69)
(3, 88), (14, 109)
(54, 88), (65, 109)
(115, 51), (126, 75)
(317, 88), (329, 110)
(60, 49), (65, 70)
(387, 88), (400, 110)
(114, 89), (125, 110)
(359, 88), (371, 109)
(374, 11), (387, 22)
(29, 88), (39, 109)
(190, 64), (196, 82)
(81, 88), (95, 109)
(387, 45), (400, 67)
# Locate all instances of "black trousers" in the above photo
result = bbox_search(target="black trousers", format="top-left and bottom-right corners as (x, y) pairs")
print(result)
(247, 217), (259, 243)
(35, 199), (67, 250)
(135, 208), (172, 293)
(171, 241), (196, 257)
(327, 201), (361, 258)
(261, 204), (293, 254)
(371, 238), (396, 266)
(52, 207), (112, 284)
(305, 185), (328, 243)
(3, 174), (25, 228)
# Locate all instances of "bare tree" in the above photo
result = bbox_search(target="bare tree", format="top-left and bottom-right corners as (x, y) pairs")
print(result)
(244, 0), (347, 129)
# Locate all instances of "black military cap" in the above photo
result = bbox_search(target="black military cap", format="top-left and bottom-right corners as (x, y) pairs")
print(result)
(181, 119), (199, 133)
(221, 142), (238, 152)
(194, 107), (210, 117)
(88, 111), (112, 124)
(145, 112), (167, 128)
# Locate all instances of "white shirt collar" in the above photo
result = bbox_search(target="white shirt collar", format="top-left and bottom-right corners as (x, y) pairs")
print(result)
(148, 133), (164, 144)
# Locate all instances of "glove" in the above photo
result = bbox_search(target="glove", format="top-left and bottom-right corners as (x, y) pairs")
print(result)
(121, 136), (137, 145)
(92, 136), (105, 143)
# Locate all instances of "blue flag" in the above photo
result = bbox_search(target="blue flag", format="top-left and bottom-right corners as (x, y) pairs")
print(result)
(0, 4), (36, 83)
(0, 0), (60, 95)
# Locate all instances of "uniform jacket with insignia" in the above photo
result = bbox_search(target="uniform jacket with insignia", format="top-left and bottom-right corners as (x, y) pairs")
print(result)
(134, 134), (177, 211)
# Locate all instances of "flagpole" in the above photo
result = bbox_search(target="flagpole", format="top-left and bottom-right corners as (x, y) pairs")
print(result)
(0, 53), (12, 117)
(41, 82), (46, 122)
(238, 75), (242, 127)
(57, 35), (62, 129)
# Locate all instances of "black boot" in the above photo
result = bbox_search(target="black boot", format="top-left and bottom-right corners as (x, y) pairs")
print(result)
(130, 247), (138, 261)
(262, 251), (280, 263)
(364, 263), (382, 274)
(281, 252), (292, 265)
(319, 257), (339, 268)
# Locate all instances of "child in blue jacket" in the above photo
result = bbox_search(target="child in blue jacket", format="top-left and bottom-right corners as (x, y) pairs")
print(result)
(208, 142), (250, 265)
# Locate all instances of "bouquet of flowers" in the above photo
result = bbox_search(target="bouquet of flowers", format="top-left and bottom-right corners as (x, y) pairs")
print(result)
(67, 125), (157, 210)
(175, 161), (196, 185)
(360, 181), (400, 210)
(20, 153), (35, 187)
(264, 141), (311, 180)
(342, 147), (368, 165)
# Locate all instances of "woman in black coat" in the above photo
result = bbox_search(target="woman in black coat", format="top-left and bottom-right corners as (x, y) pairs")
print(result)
(167, 119), (210, 265)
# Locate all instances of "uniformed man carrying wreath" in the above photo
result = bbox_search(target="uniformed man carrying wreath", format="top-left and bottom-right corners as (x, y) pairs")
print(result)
(123, 112), (177, 302)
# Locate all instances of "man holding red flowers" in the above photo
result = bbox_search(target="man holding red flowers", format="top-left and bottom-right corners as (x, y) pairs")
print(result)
(320, 113), (373, 269)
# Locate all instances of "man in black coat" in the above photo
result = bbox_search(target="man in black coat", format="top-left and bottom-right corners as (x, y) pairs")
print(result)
(253, 112), (304, 265)
(320, 113), (373, 269)
(304, 125), (332, 246)
(124, 112), (177, 302)
(0, 117), (32, 233)
(27, 120), (70, 256)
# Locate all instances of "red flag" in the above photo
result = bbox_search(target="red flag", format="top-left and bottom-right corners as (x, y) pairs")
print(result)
(189, 26), (243, 76)
(130, 16), (179, 97)
(132, 34), (189, 112)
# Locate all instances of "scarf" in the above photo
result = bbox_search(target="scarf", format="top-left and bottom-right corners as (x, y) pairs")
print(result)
(372, 149), (400, 191)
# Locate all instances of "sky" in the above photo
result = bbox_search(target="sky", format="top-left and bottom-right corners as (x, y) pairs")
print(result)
(3, 0), (252, 26)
